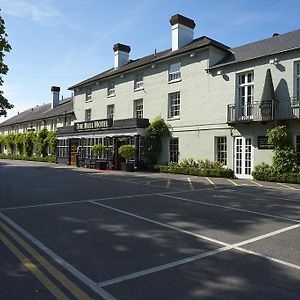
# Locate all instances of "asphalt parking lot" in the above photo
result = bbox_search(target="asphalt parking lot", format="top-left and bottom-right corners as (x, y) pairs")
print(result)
(0, 159), (300, 299)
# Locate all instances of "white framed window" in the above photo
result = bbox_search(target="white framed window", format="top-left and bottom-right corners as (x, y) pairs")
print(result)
(296, 135), (300, 165)
(83, 138), (94, 157)
(107, 82), (115, 96)
(238, 71), (254, 118)
(58, 139), (69, 158)
(296, 62), (300, 101)
(134, 99), (143, 118)
(169, 138), (179, 163)
(134, 73), (144, 90)
(169, 62), (181, 82)
(215, 136), (227, 166)
(85, 88), (92, 102)
(85, 109), (91, 121)
(107, 104), (114, 119)
(168, 92), (180, 118)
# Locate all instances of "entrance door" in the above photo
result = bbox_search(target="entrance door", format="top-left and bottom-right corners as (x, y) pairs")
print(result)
(116, 140), (126, 170)
(234, 137), (253, 179)
(70, 140), (78, 166)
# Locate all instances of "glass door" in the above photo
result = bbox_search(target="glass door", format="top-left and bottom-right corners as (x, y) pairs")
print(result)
(234, 137), (253, 179)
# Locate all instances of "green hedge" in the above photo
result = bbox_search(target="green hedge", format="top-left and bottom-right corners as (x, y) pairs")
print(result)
(156, 159), (233, 178)
(252, 163), (300, 184)
(0, 153), (56, 163)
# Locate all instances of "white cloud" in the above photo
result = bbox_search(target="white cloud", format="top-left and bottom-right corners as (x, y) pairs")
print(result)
(0, 0), (79, 29)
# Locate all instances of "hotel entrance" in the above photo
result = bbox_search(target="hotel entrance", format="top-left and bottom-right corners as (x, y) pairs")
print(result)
(56, 118), (149, 170)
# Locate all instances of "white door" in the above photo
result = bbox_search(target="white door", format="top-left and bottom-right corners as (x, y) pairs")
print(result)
(234, 137), (253, 179)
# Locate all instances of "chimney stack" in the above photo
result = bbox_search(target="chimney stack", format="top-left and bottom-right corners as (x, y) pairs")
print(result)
(113, 43), (131, 69)
(170, 14), (196, 51)
(51, 86), (60, 108)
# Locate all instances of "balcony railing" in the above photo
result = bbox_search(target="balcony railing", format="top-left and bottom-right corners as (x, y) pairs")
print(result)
(227, 98), (300, 124)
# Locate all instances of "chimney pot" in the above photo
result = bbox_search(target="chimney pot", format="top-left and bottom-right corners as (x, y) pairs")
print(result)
(113, 43), (131, 53)
(170, 14), (196, 29)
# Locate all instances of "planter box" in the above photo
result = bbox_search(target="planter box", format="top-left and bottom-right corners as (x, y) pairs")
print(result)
(95, 161), (107, 170)
(121, 162), (134, 172)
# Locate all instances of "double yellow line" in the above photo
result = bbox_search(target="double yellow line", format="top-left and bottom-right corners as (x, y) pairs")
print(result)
(0, 221), (91, 299)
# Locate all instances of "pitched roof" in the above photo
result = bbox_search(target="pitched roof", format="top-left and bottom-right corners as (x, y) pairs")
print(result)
(0, 98), (73, 128)
(210, 28), (300, 69)
(69, 36), (230, 89)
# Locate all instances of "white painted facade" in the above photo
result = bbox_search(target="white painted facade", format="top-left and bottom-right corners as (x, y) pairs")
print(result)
(68, 15), (300, 177)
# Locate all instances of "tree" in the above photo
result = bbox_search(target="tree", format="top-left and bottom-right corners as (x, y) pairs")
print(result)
(36, 128), (49, 157)
(0, 11), (13, 116)
(144, 117), (170, 166)
(5, 133), (15, 154)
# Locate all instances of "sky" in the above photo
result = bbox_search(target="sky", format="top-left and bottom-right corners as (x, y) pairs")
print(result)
(0, 0), (300, 120)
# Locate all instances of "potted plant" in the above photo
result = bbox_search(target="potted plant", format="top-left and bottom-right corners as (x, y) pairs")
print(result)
(118, 144), (136, 172)
(91, 144), (107, 170)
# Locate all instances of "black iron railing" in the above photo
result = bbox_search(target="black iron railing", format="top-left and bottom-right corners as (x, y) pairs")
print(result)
(228, 98), (300, 124)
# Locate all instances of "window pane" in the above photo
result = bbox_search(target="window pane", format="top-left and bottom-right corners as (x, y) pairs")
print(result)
(169, 92), (180, 118)
(169, 138), (179, 163)
(215, 136), (227, 166)
(169, 62), (181, 81)
(134, 99), (143, 118)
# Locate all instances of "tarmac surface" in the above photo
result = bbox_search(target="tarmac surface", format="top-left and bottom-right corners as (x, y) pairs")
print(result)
(0, 159), (300, 299)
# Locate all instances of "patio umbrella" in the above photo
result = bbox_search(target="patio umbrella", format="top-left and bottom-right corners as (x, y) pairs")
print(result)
(260, 68), (276, 120)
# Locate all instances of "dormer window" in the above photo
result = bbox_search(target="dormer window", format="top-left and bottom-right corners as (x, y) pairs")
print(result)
(85, 88), (92, 102)
(134, 73), (144, 90)
(107, 82), (115, 97)
(169, 62), (181, 82)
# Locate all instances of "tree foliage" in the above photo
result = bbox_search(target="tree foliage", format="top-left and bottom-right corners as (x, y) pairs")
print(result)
(15, 133), (24, 155)
(0, 11), (13, 116)
(36, 128), (49, 157)
(5, 133), (15, 154)
(118, 144), (135, 163)
(46, 131), (57, 156)
(144, 117), (170, 166)
(267, 125), (297, 173)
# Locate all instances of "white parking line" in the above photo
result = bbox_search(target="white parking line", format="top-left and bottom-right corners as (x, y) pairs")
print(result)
(277, 182), (297, 190)
(250, 180), (264, 187)
(187, 178), (195, 190)
(227, 179), (239, 186)
(94, 208), (300, 288)
(0, 187), (214, 212)
(98, 245), (232, 287)
(205, 177), (216, 186)
(90, 201), (228, 246)
(162, 194), (300, 223)
(0, 212), (116, 300)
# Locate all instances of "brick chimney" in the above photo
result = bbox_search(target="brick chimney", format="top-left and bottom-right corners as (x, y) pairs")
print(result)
(51, 86), (60, 108)
(113, 43), (131, 69)
(170, 14), (196, 51)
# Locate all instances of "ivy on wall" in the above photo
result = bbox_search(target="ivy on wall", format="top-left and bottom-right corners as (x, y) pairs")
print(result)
(0, 129), (57, 159)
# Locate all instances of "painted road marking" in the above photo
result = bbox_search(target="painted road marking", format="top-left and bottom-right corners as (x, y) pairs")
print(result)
(1, 222), (91, 300)
(277, 182), (297, 190)
(163, 194), (300, 223)
(98, 245), (232, 287)
(227, 179), (239, 186)
(0, 188), (212, 212)
(0, 213), (116, 300)
(0, 232), (69, 300)
(205, 177), (216, 186)
(96, 220), (300, 287)
(187, 178), (195, 190)
(251, 180), (264, 187)
(90, 201), (228, 246)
